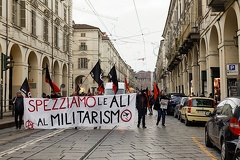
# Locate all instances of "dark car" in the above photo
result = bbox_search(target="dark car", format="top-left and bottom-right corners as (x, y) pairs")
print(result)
(166, 93), (186, 115)
(205, 97), (240, 160)
(173, 97), (188, 119)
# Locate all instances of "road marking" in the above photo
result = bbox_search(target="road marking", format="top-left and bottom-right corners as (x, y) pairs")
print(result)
(0, 129), (65, 157)
(192, 137), (217, 160)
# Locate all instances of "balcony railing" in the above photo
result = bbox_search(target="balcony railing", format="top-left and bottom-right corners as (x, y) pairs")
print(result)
(208, 0), (229, 12)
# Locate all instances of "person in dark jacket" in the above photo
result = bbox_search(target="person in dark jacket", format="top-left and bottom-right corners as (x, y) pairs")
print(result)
(154, 90), (169, 126)
(13, 91), (24, 129)
(136, 90), (148, 128)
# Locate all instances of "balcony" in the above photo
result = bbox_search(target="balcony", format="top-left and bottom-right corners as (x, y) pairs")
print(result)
(208, 0), (229, 12)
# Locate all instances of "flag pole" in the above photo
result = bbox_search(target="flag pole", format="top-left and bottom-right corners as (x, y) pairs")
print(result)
(79, 73), (90, 88)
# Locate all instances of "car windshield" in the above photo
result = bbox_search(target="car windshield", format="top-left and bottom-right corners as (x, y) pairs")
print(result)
(192, 99), (214, 108)
(105, 89), (124, 95)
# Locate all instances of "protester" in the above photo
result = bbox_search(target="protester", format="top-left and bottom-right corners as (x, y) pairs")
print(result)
(154, 90), (168, 126)
(208, 93), (213, 98)
(148, 92), (154, 115)
(200, 92), (205, 97)
(50, 91), (59, 98)
(42, 92), (47, 98)
(13, 91), (24, 129)
(136, 90), (148, 128)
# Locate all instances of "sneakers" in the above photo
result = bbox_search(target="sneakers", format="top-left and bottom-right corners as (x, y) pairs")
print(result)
(137, 124), (140, 128)
(143, 126), (147, 129)
(162, 124), (165, 126)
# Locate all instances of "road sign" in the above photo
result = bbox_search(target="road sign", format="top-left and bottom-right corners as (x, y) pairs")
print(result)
(226, 64), (239, 76)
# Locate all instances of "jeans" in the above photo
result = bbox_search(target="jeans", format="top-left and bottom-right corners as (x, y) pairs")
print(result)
(138, 109), (146, 127)
(157, 109), (166, 125)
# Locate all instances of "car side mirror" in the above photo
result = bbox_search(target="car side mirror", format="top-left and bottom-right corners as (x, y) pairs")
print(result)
(205, 111), (212, 117)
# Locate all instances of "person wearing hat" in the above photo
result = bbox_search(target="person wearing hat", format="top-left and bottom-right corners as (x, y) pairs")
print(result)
(136, 90), (148, 128)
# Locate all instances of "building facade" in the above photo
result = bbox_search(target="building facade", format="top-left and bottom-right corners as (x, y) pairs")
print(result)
(135, 70), (152, 91)
(157, 0), (240, 101)
(72, 24), (135, 93)
(0, 0), (73, 112)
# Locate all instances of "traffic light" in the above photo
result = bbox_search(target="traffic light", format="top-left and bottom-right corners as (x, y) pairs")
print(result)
(2, 53), (13, 71)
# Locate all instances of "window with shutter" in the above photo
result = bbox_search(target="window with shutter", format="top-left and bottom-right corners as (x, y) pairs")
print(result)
(64, 7), (67, 22)
(55, 0), (58, 15)
(12, 1), (17, 25)
(63, 33), (67, 52)
(78, 58), (88, 69)
(0, 0), (2, 17)
(80, 42), (87, 51)
(20, 1), (26, 27)
(32, 10), (36, 36)
(54, 26), (58, 47)
(43, 19), (48, 42)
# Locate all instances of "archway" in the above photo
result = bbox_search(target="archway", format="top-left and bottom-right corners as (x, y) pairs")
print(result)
(192, 46), (199, 95)
(75, 75), (88, 94)
(42, 57), (50, 96)
(62, 64), (68, 96)
(9, 44), (23, 102)
(223, 7), (239, 98)
(208, 26), (220, 100)
(53, 61), (60, 88)
(200, 38), (207, 95)
(27, 51), (38, 97)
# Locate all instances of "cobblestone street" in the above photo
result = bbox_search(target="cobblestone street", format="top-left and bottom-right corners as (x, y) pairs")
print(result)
(0, 111), (220, 160)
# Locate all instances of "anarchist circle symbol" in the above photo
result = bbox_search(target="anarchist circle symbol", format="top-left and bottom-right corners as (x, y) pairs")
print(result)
(120, 109), (132, 122)
(25, 120), (34, 129)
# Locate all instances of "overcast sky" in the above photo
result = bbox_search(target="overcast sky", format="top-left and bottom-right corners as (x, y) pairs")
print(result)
(72, 0), (171, 72)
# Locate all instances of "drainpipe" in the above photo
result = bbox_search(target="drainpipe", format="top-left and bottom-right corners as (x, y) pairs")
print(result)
(51, 0), (54, 75)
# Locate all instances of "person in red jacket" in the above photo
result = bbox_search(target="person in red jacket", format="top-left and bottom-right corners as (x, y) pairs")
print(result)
(136, 90), (148, 128)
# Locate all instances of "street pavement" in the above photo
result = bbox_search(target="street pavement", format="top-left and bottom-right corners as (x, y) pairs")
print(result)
(0, 110), (220, 160)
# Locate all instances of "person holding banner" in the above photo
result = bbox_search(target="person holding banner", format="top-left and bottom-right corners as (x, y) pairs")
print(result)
(136, 90), (148, 128)
(13, 91), (24, 129)
(154, 90), (169, 126)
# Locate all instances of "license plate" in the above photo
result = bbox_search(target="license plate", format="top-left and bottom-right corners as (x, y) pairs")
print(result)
(197, 111), (206, 114)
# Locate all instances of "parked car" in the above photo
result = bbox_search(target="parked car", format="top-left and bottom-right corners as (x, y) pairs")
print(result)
(180, 97), (215, 126)
(233, 137), (240, 159)
(166, 93), (186, 115)
(205, 97), (240, 160)
(174, 97), (188, 119)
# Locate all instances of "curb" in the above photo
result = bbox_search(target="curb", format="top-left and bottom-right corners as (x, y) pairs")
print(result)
(0, 121), (15, 129)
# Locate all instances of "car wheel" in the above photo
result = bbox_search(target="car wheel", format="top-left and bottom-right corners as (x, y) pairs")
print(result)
(221, 140), (233, 160)
(174, 110), (177, 118)
(205, 129), (213, 147)
(185, 116), (190, 126)
(233, 150), (240, 160)
(180, 114), (184, 123)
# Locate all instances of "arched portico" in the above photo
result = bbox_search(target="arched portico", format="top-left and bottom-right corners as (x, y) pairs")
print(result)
(208, 26), (220, 100)
(53, 61), (61, 88)
(62, 64), (68, 96)
(199, 38), (207, 95)
(9, 44), (24, 102)
(220, 7), (239, 98)
(192, 46), (199, 95)
(42, 57), (50, 95)
(27, 51), (39, 97)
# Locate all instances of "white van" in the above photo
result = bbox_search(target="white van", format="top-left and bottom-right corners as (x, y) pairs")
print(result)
(104, 82), (125, 95)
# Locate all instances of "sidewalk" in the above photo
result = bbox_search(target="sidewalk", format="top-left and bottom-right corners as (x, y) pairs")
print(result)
(0, 112), (15, 129)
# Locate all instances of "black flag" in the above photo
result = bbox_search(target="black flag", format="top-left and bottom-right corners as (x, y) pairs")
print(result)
(45, 64), (61, 92)
(108, 65), (118, 94)
(90, 61), (104, 93)
(20, 78), (31, 98)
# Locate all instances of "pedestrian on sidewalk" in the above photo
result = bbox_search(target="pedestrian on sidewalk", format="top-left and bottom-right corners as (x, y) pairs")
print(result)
(154, 90), (169, 126)
(136, 90), (148, 128)
(13, 91), (24, 129)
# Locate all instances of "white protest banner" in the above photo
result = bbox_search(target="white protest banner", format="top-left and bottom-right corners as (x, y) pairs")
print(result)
(24, 94), (136, 129)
